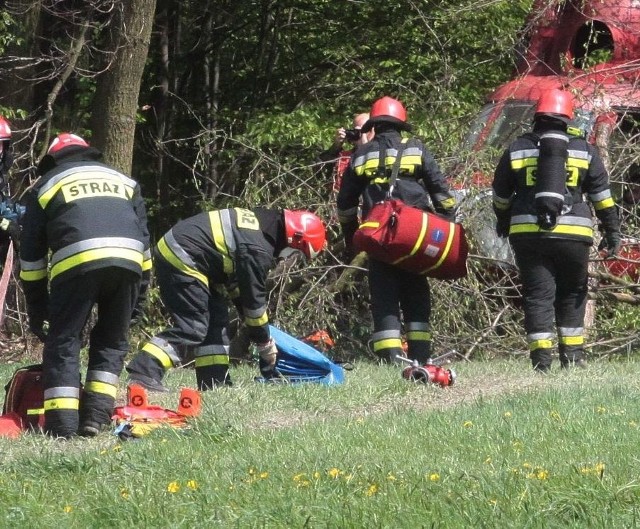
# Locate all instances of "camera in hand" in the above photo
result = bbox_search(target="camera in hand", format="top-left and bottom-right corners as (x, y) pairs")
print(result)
(344, 128), (362, 143)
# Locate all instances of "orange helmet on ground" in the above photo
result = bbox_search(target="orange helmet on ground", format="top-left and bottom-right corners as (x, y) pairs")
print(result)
(535, 89), (574, 122)
(283, 210), (326, 259)
(47, 133), (89, 154)
(361, 96), (412, 133)
(0, 117), (11, 142)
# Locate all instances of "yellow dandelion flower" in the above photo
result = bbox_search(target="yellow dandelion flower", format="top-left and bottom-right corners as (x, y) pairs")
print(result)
(313, 471), (321, 480)
(365, 483), (379, 496)
(429, 473), (440, 482)
(167, 481), (180, 493)
(293, 473), (306, 482)
(63, 505), (73, 513)
(485, 457), (492, 464)
(549, 410), (561, 420)
(248, 467), (256, 476)
(295, 477), (311, 488)
(259, 472), (269, 479)
(120, 488), (130, 499)
(628, 421), (637, 427)
(596, 406), (607, 414)
(489, 499), (497, 506)
(535, 469), (549, 480)
(463, 421), (473, 428)
(328, 468), (341, 479)
(187, 480), (198, 490)
(113, 445), (122, 452)
(595, 463), (605, 473)
(503, 412), (512, 418)
(387, 473), (397, 481)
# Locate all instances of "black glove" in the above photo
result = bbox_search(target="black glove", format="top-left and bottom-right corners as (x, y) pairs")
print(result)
(495, 216), (510, 238)
(0, 218), (20, 242)
(29, 317), (48, 343)
(599, 230), (621, 258)
(255, 339), (279, 378)
(130, 305), (144, 326)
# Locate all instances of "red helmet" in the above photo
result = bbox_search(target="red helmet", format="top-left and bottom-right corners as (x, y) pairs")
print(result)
(47, 133), (89, 154)
(0, 117), (11, 141)
(361, 96), (412, 132)
(283, 210), (326, 259)
(535, 89), (574, 121)
(371, 96), (407, 122)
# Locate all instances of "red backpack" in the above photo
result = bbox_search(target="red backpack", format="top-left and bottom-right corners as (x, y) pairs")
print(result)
(2, 364), (45, 432)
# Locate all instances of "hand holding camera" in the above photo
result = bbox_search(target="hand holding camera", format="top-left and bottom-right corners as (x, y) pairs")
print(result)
(344, 128), (362, 143)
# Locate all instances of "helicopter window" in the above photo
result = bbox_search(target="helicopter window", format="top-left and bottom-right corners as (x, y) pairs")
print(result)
(462, 101), (536, 152)
(604, 111), (640, 212)
(572, 21), (614, 69)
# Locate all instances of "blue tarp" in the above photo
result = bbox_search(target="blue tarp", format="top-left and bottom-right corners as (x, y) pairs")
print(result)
(256, 325), (345, 385)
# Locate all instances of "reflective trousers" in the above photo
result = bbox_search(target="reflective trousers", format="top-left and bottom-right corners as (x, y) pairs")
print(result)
(511, 237), (590, 370)
(43, 268), (140, 438)
(368, 259), (432, 363)
(126, 255), (231, 390)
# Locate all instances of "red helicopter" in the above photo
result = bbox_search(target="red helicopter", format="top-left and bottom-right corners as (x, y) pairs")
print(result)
(455, 0), (640, 282)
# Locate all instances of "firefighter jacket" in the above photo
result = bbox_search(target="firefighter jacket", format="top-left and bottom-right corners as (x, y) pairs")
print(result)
(336, 130), (456, 243)
(492, 131), (619, 242)
(155, 207), (285, 344)
(19, 148), (151, 321)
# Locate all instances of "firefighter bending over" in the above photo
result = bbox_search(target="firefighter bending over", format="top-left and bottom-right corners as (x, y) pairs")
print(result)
(125, 208), (326, 392)
(492, 88), (620, 372)
(336, 96), (457, 364)
(20, 133), (151, 438)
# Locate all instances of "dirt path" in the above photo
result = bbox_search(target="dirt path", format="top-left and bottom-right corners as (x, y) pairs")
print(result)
(249, 368), (554, 431)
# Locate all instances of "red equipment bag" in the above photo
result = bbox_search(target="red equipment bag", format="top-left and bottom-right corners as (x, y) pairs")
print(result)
(353, 199), (469, 280)
(2, 364), (45, 431)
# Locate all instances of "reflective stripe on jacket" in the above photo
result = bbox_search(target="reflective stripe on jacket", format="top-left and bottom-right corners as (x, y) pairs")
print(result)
(20, 161), (150, 287)
(155, 208), (277, 339)
(492, 133), (618, 242)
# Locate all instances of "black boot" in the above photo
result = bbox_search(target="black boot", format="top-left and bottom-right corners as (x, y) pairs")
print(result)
(559, 346), (587, 369)
(530, 348), (552, 373)
(196, 365), (233, 390)
(45, 409), (78, 439)
(78, 392), (115, 437)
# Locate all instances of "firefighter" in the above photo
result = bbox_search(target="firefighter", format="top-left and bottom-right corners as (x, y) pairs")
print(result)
(317, 113), (372, 193)
(0, 117), (21, 258)
(20, 133), (151, 438)
(336, 96), (457, 364)
(492, 88), (621, 372)
(125, 208), (326, 392)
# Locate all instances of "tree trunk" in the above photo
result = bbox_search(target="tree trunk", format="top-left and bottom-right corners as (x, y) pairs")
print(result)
(91, 0), (157, 174)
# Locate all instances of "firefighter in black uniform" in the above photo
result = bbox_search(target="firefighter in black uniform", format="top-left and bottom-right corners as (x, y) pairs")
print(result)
(492, 88), (621, 372)
(336, 96), (456, 364)
(20, 133), (151, 438)
(0, 117), (22, 259)
(125, 208), (326, 391)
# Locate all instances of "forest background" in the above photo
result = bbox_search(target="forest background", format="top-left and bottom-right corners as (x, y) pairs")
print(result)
(0, 0), (635, 363)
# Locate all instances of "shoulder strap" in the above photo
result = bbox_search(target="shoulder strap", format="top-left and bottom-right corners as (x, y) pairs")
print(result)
(387, 138), (409, 199)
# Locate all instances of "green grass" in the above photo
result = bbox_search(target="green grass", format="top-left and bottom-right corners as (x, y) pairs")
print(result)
(1, 359), (640, 528)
